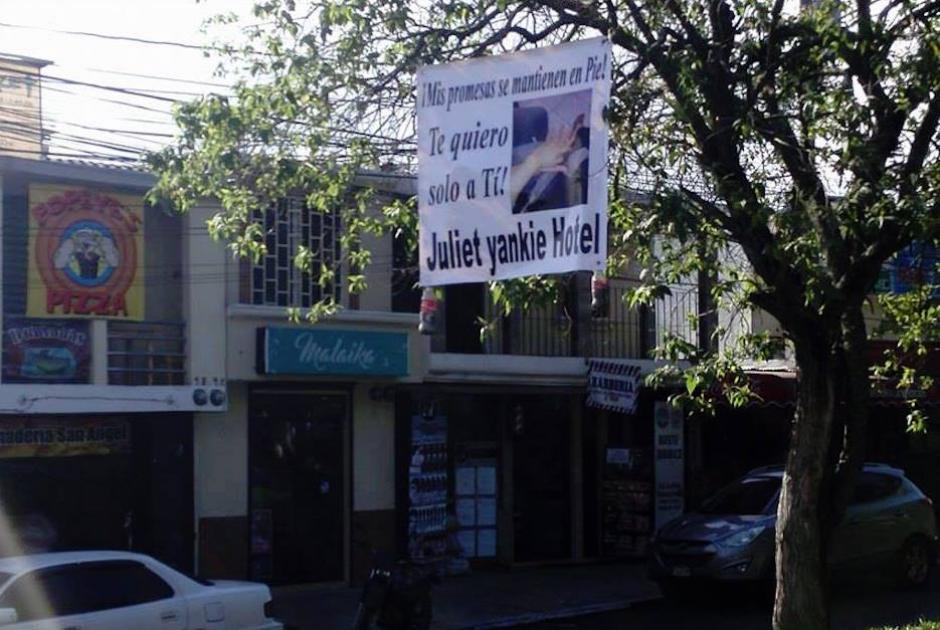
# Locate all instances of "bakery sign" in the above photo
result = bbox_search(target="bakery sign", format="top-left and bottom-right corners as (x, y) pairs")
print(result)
(3, 317), (91, 384)
(0, 418), (130, 458)
(28, 184), (145, 319)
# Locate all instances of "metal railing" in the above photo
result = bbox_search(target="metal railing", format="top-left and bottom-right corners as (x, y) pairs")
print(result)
(107, 321), (186, 385)
(481, 300), (573, 357)
(475, 280), (669, 359)
(438, 279), (700, 359)
(590, 283), (651, 359)
(655, 283), (699, 349)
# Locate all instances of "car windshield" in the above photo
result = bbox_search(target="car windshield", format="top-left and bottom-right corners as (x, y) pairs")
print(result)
(700, 476), (780, 515)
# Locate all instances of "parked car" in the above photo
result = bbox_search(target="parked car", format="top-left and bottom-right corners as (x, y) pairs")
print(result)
(648, 463), (938, 595)
(0, 550), (282, 629)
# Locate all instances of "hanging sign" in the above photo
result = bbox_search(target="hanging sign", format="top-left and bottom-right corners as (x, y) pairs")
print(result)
(417, 38), (611, 286)
(587, 359), (642, 414)
(3, 317), (91, 383)
(654, 401), (685, 528)
(28, 185), (145, 319)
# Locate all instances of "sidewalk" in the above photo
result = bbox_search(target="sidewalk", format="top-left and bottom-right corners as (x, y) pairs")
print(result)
(271, 562), (662, 630)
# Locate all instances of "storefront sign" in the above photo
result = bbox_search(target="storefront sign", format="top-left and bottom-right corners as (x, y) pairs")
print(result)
(257, 327), (409, 377)
(0, 418), (130, 458)
(2, 317), (91, 383)
(875, 241), (940, 298)
(587, 359), (642, 414)
(28, 184), (145, 319)
(654, 401), (684, 529)
(417, 38), (611, 285)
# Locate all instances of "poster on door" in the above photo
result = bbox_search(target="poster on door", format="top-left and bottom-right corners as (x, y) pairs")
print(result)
(408, 414), (449, 562)
(654, 401), (684, 529)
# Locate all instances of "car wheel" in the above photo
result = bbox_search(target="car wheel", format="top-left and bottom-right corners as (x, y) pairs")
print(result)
(898, 536), (932, 589)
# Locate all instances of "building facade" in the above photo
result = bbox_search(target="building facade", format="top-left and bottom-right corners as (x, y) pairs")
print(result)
(0, 155), (226, 572)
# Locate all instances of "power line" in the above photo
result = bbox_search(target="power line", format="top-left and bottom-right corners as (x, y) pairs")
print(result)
(0, 21), (208, 51)
(81, 66), (233, 90)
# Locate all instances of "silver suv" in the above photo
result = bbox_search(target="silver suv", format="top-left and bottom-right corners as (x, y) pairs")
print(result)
(648, 463), (938, 593)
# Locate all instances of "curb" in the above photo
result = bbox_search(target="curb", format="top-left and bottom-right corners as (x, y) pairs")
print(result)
(454, 595), (663, 630)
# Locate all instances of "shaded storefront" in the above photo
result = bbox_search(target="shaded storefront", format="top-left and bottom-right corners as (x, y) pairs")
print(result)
(0, 414), (193, 571)
(396, 388), (579, 568)
(397, 370), (679, 568)
(248, 389), (349, 585)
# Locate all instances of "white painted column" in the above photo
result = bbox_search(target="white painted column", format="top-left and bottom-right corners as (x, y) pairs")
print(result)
(183, 201), (234, 573)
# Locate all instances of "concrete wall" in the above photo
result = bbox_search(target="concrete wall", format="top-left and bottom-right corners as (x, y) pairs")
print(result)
(183, 202), (228, 386)
(355, 196), (395, 312)
(193, 382), (248, 578)
(352, 383), (395, 511)
(351, 383), (396, 581)
(144, 203), (183, 322)
(194, 382), (248, 518)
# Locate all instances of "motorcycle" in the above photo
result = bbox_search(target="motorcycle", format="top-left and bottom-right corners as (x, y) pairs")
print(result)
(352, 557), (437, 630)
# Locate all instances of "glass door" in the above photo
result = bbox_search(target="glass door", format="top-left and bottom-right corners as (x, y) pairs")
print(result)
(249, 391), (348, 584)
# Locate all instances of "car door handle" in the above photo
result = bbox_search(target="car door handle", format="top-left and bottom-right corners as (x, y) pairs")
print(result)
(160, 610), (180, 622)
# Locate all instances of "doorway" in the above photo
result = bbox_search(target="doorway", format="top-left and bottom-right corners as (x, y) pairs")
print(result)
(249, 391), (348, 584)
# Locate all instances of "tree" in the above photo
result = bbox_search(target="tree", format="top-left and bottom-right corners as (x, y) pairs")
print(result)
(148, 1), (940, 628)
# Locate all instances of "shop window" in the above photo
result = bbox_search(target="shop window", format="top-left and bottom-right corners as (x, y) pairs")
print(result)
(245, 198), (341, 308)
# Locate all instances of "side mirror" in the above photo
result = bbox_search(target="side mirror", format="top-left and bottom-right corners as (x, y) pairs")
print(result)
(0, 608), (18, 625)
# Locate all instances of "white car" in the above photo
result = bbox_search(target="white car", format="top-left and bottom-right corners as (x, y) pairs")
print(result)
(0, 551), (283, 630)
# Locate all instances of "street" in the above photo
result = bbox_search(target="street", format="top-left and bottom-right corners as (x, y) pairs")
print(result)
(517, 572), (940, 630)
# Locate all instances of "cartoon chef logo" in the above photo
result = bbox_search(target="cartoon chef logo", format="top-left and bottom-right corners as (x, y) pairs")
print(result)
(31, 188), (142, 318)
(54, 221), (121, 287)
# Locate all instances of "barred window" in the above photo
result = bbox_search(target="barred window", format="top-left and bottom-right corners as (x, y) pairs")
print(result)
(246, 198), (341, 307)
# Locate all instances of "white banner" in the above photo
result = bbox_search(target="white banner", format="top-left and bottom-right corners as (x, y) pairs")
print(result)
(417, 38), (611, 286)
(587, 358), (642, 414)
(654, 401), (685, 528)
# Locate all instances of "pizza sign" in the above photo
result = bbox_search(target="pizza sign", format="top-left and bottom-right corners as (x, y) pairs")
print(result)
(28, 185), (145, 319)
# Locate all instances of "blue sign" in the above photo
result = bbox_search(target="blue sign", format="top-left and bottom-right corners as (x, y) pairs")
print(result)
(258, 327), (409, 377)
(877, 242), (940, 297)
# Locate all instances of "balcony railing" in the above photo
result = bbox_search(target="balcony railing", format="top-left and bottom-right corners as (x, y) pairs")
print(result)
(590, 283), (652, 358)
(654, 283), (699, 350)
(482, 301), (573, 357)
(472, 281), (673, 359)
(107, 321), (186, 385)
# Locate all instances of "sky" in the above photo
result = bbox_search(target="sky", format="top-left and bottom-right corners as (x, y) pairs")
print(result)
(0, 0), (254, 162)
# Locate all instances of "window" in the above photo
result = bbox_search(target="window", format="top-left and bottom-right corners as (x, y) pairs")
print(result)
(0, 561), (174, 621)
(700, 476), (781, 515)
(852, 472), (902, 504)
(247, 198), (341, 307)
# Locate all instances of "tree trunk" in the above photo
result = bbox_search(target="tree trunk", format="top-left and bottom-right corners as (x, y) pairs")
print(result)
(830, 308), (871, 527)
(773, 344), (836, 630)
